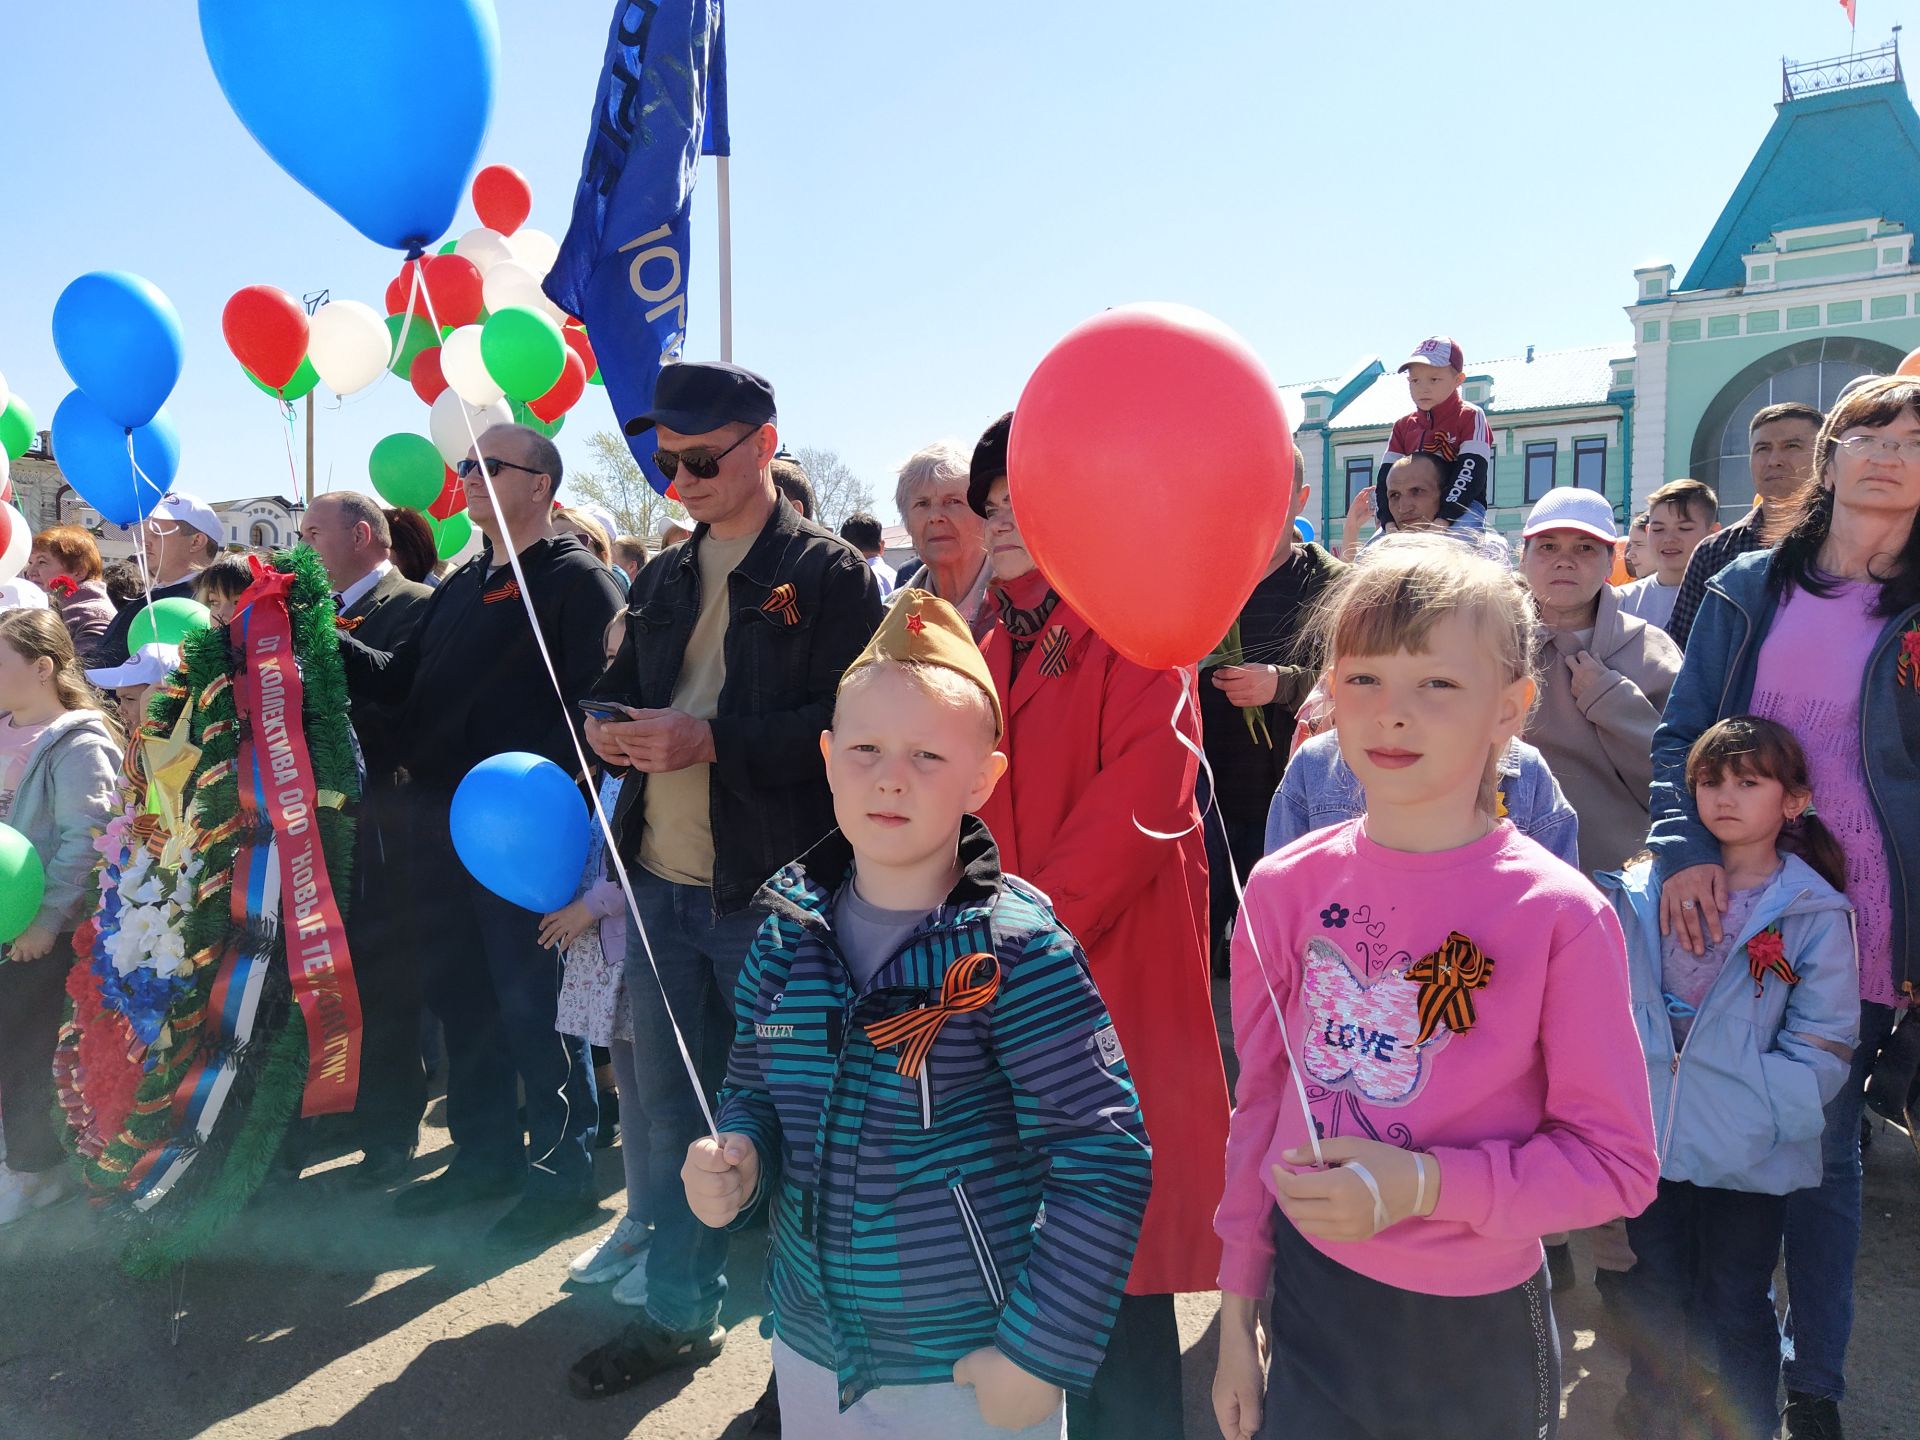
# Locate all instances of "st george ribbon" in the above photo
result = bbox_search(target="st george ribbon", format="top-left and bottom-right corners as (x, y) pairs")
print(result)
(544, 0), (729, 495)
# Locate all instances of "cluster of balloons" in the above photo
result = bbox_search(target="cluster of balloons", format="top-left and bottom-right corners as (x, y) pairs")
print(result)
(0, 370), (35, 470)
(360, 164), (600, 562)
(49, 273), (186, 527)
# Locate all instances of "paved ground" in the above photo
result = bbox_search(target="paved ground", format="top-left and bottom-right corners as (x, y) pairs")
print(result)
(2, 1030), (1913, 1438)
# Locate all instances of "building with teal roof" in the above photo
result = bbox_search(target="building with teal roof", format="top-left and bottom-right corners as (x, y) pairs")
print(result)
(1294, 36), (1919, 544)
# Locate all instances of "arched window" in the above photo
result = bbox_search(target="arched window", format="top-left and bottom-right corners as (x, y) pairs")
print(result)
(250, 522), (275, 549)
(1688, 336), (1903, 516)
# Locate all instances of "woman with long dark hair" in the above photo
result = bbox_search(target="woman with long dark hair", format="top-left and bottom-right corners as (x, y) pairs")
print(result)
(1648, 374), (1920, 1440)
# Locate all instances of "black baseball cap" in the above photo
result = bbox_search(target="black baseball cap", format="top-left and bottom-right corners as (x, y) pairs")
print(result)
(623, 361), (777, 437)
(967, 411), (1013, 516)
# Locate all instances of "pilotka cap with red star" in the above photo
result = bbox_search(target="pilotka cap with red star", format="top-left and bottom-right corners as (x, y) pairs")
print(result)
(840, 588), (1004, 739)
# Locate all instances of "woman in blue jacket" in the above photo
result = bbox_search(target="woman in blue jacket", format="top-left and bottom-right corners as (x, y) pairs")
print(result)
(1647, 375), (1920, 1440)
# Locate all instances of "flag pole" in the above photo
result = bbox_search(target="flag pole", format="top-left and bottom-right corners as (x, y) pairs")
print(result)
(716, 155), (734, 362)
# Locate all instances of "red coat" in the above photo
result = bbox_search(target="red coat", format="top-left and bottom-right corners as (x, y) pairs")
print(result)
(977, 591), (1229, 1295)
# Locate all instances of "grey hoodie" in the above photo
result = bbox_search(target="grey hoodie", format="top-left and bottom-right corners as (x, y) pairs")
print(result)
(2, 708), (122, 940)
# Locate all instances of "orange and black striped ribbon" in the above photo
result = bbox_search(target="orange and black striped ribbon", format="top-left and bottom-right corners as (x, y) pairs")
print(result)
(1404, 932), (1493, 1046)
(334, 614), (364, 633)
(1746, 927), (1799, 997)
(1037, 625), (1070, 678)
(482, 577), (523, 605)
(762, 583), (800, 626)
(864, 952), (1000, 1078)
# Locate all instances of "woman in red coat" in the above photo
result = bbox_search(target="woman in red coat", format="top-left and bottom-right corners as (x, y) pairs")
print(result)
(966, 416), (1230, 1439)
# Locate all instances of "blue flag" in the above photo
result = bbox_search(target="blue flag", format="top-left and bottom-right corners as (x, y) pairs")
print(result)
(545, 0), (727, 494)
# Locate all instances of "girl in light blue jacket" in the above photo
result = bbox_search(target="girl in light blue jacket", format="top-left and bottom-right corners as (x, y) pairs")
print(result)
(1602, 716), (1857, 1440)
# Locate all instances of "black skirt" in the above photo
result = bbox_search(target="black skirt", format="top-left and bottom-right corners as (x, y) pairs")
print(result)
(1260, 1212), (1560, 1440)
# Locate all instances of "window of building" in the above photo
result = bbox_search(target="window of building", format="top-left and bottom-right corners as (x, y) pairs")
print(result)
(1524, 442), (1558, 502)
(1345, 456), (1374, 506)
(250, 522), (274, 548)
(1573, 438), (1606, 493)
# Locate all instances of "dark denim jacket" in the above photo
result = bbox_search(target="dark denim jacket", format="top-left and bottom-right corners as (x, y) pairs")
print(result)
(1648, 549), (1920, 998)
(593, 497), (884, 915)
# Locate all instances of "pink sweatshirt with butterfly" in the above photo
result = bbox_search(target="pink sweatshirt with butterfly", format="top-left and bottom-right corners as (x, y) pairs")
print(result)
(1216, 819), (1658, 1298)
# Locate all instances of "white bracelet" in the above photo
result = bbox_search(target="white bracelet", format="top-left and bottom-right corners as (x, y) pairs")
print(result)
(1343, 1160), (1391, 1234)
(1412, 1153), (1428, 1220)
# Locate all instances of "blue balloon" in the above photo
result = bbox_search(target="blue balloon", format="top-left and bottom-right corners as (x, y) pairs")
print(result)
(199, 0), (499, 253)
(51, 272), (184, 430)
(1294, 516), (1316, 544)
(450, 752), (591, 914)
(51, 390), (179, 526)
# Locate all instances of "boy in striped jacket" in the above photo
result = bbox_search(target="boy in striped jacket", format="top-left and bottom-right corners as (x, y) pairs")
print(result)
(683, 590), (1151, 1436)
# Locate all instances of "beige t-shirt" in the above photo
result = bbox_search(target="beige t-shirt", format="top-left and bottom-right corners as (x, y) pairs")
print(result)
(638, 529), (757, 886)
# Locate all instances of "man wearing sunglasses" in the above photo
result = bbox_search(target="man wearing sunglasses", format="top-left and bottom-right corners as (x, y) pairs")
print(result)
(571, 362), (883, 1398)
(336, 423), (624, 1250)
(94, 491), (224, 666)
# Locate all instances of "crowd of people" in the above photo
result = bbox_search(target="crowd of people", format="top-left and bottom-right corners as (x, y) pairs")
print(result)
(0, 338), (1915, 1440)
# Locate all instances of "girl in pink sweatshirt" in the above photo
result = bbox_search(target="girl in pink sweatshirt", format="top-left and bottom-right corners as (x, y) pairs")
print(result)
(1212, 534), (1659, 1440)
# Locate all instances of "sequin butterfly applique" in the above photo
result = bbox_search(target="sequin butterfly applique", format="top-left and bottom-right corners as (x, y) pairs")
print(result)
(1299, 937), (1447, 1106)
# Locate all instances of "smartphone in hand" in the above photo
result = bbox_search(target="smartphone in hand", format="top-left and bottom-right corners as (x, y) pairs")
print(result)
(578, 699), (639, 723)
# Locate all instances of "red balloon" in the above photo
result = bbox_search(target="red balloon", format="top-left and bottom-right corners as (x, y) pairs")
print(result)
(385, 259), (427, 319)
(1009, 303), (1291, 669)
(409, 346), (449, 405)
(222, 284), (309, 389)
(429, 467), (467, 519)
(562, 327), (597, 383)
(529, 348), (588, 422)
(423, 253), (485, 328)
(473, 164), (533, 236)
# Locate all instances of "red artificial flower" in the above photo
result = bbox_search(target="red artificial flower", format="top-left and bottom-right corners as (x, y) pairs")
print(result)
(47, 575), (78, 599)
(1747, 926), (1799, 997)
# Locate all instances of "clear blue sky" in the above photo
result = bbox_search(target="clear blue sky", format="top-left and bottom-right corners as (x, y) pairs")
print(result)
(0, 1), (1886, 522)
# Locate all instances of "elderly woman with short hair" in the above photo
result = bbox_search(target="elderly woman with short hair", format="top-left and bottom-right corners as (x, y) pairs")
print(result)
(23, 526), (115, 661)
(893, 439), (991, 633)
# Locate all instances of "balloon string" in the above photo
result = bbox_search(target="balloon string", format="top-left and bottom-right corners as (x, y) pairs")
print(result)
(413, 270), (720, 1141)
(1134, 666), (1322, 1168)
(279, 402), (299, 500)
(125, 433), (159, 622)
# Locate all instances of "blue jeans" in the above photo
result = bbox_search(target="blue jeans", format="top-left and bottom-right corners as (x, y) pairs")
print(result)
(415, 815), (598, 1200)
(1781, 999), (1898, 1401)
(623, 868), (765, 1334)
(1624, 1180), (1787, 1440)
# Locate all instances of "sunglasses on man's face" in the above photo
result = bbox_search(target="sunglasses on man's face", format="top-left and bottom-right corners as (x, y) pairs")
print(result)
(455, 457), (548, 481)
(653, 427), (756, 481)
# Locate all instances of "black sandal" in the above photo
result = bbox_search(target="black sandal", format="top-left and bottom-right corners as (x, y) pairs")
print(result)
(568, 1319), (725, 1400)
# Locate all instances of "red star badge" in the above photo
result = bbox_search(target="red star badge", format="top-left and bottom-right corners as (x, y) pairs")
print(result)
(905, 613), (926, 635)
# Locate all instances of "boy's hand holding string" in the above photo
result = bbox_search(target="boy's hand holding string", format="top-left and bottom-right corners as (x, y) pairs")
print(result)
(683, 1133), (760, 1227)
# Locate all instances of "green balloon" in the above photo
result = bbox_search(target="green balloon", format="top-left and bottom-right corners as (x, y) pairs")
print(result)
(481, 306), (566, 402)
(368, 432), (445, 509)
(0, 822), (44, 945)
(437, 239), (459, 255)
(129, 596), (213, 649)
(0, 394), (35, 460)
(507, 399), (565, 439)
(429, 509), (473, 560)
(386, 312), (440, 379)
(587, 365), (604, 387)
(246, 354), (319, 402)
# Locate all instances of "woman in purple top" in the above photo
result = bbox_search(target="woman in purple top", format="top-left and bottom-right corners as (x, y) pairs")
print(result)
(1647, 375), (1920, 1440)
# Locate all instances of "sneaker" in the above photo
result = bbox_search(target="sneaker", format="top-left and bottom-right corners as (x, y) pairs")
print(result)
(1781, 1391), (1845, 1440)
(568, 1315), (725, 1400)
(610, 1256), (651, 1308)
(570, 1215), (651, 1284)
(0, 1167), (75, 1225)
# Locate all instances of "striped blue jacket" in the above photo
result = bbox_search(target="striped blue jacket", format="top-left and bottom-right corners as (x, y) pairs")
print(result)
(715, 817), (1152, 1406)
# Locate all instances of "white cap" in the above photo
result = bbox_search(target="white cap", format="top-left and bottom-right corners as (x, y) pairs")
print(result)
(1522, 487), (1619, 542)
(149, 491), (225, 544)
(0, 578), (48, 611)
(86, 642), (180, 690)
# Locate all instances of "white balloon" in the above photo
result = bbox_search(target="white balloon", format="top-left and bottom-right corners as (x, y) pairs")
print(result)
(429, 389), (512, 468)
(440, 324), (503, 407)
(308, 300), (391, 397)
(508, 228), (560, 278)
(481, 261), (545, 317)
(456, 227), (514, 277)
(0, 500), (29, 583)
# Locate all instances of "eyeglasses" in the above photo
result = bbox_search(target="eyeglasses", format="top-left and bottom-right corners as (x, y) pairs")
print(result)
(455, 457), (549, 481)
(1834, 434), (1920, 460)
(653, 428), (756, 481)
